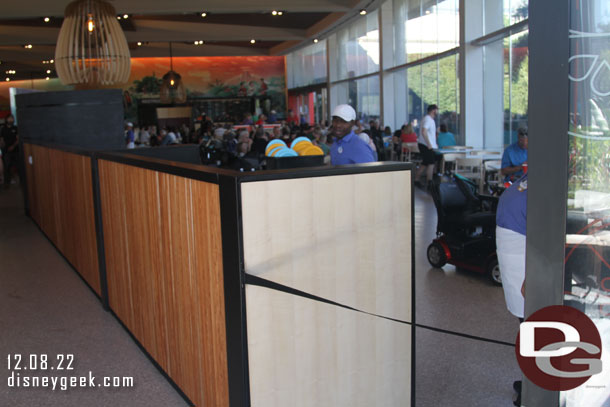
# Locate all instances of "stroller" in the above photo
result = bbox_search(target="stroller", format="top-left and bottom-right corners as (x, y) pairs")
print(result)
(426, 174), (502, 285)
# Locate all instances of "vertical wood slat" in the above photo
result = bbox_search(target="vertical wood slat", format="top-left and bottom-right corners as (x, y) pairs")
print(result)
(22, 143), (101, 295)
(98, 160), (229, 407)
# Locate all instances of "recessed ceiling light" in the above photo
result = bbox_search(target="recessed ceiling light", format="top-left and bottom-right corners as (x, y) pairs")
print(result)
(46, 69), (51, 74)
(24, 44), (33, 49)
(199, 40), (204, 45)
(250, 39), (256, 44)
(201, 12), (207, 17)
(45, 77), (50, 80)
(5, 78), (9, 82)
(272, 10), (278, 16)
(44, 17), (50, 23)
(359, 9), (367, 15)
(425, 10), (431, 14)
(50, 59), (54, 63)
(137, 41), (142, 46)
(313, 38), (319, 43)
(117, 16), (121, 20)
(278, 11), (283, 16)
(123, 14), (129, 19)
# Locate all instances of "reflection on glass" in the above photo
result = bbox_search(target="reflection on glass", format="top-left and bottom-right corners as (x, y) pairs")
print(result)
(353, 76), (380, 120)
(287, 40), (327, 89)
(335, 10), (379, 80)
(562, 0), (610, 405)
(484, 0), (528, 34)
(407, 65), (422, 130)
(503, 31), (529, 145)
(438, 54), (459, 136)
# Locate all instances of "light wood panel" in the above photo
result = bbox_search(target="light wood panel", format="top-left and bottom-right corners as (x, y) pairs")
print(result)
(23, 143), (100, 295)
(98, 160), (229, 407)
(241, 171), (412, 322)
(246, 285), (412, 407)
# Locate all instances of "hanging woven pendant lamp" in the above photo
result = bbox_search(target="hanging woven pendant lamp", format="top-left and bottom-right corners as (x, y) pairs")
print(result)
(160, 42), (187, 104)
(54, 0), (131, 86)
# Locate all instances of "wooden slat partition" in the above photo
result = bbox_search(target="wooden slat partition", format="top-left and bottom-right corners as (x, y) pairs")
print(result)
(23, 143), (100, 295)
(97, 160), (229, 407)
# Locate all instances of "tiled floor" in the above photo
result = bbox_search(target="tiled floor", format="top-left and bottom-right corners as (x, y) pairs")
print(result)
(0, 185), (520, 406)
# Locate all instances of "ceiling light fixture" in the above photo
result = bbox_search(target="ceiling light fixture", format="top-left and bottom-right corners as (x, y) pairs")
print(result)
(160, 42), (186, 104)
(5, 78), (10, 82)
(272, 10), (277, 15)
(201, 12), (207, 17)
(55, 0), (131, 86)
(24, 44), (33, 49)
(123, 14), (128, 19)
(46, 77), (50, 80)
(44, 17), (50, 22)
(250, 39), (256, 44)
(137, 41), (142, 46)
(278, 11), (283, 15)
(46, 69), (51, 74)
(359, 9), (367, 15)
(313, 38), (319, 43)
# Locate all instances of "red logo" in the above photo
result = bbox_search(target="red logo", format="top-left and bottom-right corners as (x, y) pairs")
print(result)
(515, 305), (602, 391)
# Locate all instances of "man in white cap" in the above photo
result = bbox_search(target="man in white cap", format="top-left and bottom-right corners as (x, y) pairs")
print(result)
(329, 104), (375, 165)
(125, 122), (135, 149)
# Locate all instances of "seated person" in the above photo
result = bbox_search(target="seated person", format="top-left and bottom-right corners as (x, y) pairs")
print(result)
(400, 123), (417, 143)
(501, 127), (528, 182)
(437, 124), (456, 148)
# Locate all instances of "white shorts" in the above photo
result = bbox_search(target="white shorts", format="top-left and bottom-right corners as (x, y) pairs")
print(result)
(496, 226), (526, 318)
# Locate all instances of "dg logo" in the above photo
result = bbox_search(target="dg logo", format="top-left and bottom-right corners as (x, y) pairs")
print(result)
(515, 305), (603, 391)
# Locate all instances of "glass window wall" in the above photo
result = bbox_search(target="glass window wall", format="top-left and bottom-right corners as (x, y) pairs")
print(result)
(286, 40), (328, 89)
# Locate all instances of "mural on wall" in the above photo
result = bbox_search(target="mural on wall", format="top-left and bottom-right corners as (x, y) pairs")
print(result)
(0, 56), (287, 122)
(124, 56), (286, 122)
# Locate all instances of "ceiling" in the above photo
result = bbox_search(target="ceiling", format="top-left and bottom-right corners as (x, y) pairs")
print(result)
(0, 0), (374, 82)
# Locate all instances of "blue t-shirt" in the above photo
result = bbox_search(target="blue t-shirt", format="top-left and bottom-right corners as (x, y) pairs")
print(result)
(496, 174), (527, 235)
(437, 132), (456, 148)
(330, 131), (375, 165)
(501, 142), (528, 181)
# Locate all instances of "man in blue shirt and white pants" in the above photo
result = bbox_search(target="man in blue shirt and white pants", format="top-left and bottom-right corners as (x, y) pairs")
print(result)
(330, 105), (375, 165)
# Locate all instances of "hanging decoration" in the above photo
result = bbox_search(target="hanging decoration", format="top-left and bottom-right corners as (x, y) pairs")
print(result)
(160, 42), (187, 104)
(54, 0), (131, 86)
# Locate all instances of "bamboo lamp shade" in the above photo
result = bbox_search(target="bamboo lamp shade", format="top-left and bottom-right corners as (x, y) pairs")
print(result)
(55, 0), (131, 86)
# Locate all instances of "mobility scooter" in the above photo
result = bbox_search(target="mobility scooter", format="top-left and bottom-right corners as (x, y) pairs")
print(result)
(426, 174), (502, 285)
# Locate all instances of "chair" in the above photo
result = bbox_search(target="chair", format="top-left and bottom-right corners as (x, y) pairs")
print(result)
(454, 157), (483, 189)
(484, 159), (502, 185)
(401, 142), (420, 162)
(441, 152), (466, 173)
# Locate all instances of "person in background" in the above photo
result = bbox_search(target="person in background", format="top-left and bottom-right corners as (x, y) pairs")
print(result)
(268, 110), (277, 124)
(243, 113), (254, 125)
(160, 128), (177, 145)
(271, 126), (281, 140)
(255, 114), (266, 126)
(125, 122), (135, 149)
(400, 123), (417, 143)
(330, 104), (375, 165)
(0, 114), (18, 188)
(139, 126), (151, 145)
(312, 129), (330, 156)
(501, 127), (528, 182)
(414, 104), (440, 189)
(437, 123), (456, 148)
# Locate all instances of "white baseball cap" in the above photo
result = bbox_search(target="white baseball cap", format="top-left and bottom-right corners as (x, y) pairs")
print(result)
(331, 104), (356, 122)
